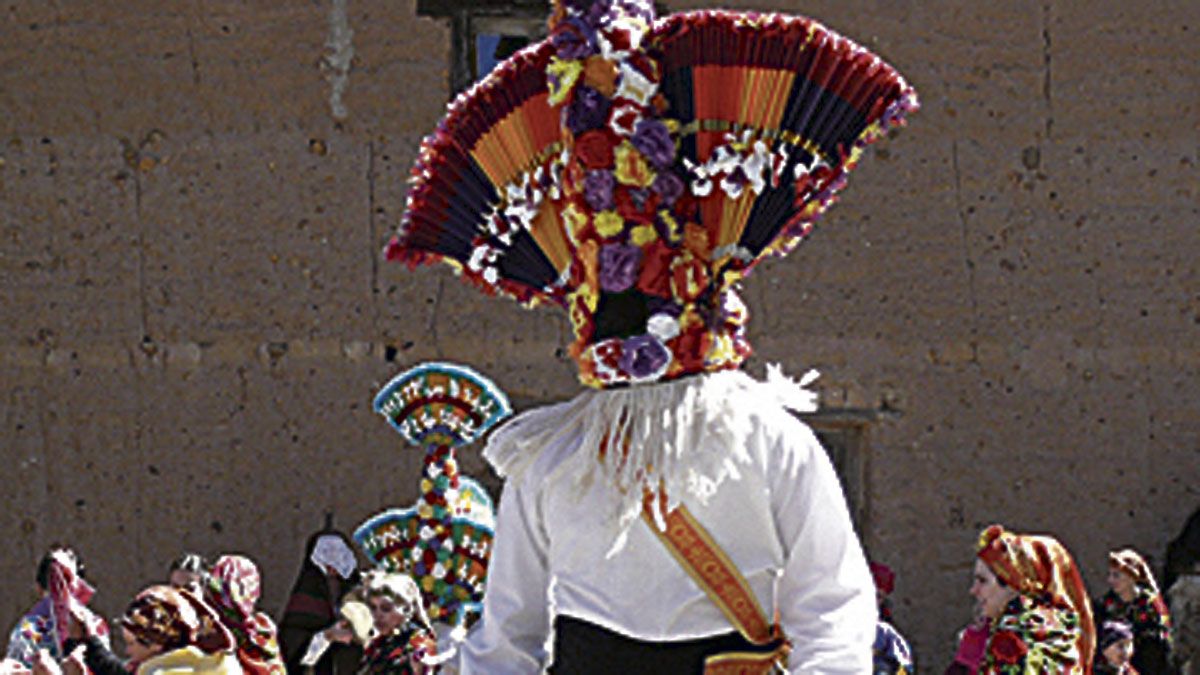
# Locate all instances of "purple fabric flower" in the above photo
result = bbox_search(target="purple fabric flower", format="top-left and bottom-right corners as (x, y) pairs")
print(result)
(566, 86), (612, 134)
(619, 333), (671, 380)
(584, 170), (615, 211)
(651, 170), (684, 206)
(631, 119), (675, 169)
(598, 242), (642, 292)
(552, 18), (596, 60)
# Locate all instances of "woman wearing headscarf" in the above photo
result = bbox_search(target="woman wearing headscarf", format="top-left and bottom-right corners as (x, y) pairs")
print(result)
(5, 548), (109, 670)
(278, 527), (363, 674)
(204, 555), (285, 674)
(971, 524), (1094, 674)
(1094, 548), (1172, 674)
(65, 584), (241, 675)
(359, 572), (438, 675)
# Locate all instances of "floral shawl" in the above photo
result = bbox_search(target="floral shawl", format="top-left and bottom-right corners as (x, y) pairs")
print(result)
(981, 595), (1086, 674)
(360, 626), (438, 675)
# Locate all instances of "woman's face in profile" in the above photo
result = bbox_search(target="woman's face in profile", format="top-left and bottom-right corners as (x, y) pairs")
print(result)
(1107, 566), (1135, 598)
(970, 559), (1015, 621)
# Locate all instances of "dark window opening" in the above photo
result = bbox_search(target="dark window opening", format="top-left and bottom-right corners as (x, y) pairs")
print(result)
(416, 1), (547, 94)
(800, 410), (875, 535)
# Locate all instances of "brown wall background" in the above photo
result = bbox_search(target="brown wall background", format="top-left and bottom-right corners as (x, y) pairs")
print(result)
(2, 0), (1197, 667)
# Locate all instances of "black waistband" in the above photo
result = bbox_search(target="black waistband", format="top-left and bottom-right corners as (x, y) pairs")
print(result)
(549, 615), (774, 674)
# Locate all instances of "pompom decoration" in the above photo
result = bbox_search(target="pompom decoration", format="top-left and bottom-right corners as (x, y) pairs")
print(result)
(354, 363), (512, 629)
(387, 0), (918, 388)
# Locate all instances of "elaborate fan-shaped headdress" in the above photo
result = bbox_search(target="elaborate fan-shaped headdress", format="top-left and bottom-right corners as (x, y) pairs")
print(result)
(388, 0), (918, 388)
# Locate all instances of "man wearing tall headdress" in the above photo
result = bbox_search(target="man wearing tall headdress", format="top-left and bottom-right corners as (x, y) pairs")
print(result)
(385, 0), (918, 671)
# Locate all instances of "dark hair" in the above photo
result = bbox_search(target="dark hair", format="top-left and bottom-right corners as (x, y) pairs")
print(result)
(37, 547), (83, 590)
(169, 553), (208, 575)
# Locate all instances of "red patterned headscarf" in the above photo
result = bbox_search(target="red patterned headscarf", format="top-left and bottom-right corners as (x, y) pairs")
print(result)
(44, 549), (108, 652)
(976, 524), (1095, 668)
(205, 555), (285, 675)
(121, 585), (233, 658)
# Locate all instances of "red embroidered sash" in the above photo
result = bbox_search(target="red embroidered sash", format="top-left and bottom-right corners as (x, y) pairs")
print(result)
(642, 492), (790, 674)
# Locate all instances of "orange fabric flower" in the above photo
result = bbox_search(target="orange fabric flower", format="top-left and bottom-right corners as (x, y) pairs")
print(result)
(583, 56), (619, 97)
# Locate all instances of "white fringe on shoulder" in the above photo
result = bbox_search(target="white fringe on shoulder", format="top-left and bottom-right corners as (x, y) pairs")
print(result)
(484, 365), (818, 554)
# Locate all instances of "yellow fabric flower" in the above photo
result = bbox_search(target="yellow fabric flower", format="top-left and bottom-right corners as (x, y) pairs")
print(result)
(630, 223), (658, 247)
(547, 58), (583, 106)
(614, 141), (656, 188)
(658, 210), (682, 244)
(594, 210), (625, 238)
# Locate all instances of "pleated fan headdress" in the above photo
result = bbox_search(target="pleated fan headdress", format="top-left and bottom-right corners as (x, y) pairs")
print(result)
(388, 0), (918, 388)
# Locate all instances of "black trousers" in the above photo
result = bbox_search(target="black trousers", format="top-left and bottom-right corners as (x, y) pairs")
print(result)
(549, 615), (778, 674)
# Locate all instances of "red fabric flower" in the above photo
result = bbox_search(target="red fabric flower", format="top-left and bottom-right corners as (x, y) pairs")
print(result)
(614, 186), (659, 224)
(636, 241), (673, 298)
(601, 23), (635, 53)
(673, 193), (699, 222)
(592, 338), (624, 373)
(668, 327), (711, 374)
(576, 130), (617, 169)
(988, 630), (1029, 665)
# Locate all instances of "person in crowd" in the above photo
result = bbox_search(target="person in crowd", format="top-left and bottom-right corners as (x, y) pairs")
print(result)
(359, 572), (438, 674)
(1169, 563), (1200, 675)
(971, 524), (1094, 673)
(204, 555), (286, 674)
(1095, 621), (1138, 675)
(278, 526), (363, 674)
(1094, 548), (1173, 674)
(168, 553), (209, 595)
(5, 547), (108, 669)
(943, 618), (990, 675)
(871, 562), (914, 674)
(60, 584), (241, 675)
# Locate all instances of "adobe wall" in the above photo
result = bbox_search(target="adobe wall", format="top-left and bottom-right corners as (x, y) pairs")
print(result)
(1, 0), (1196, 666)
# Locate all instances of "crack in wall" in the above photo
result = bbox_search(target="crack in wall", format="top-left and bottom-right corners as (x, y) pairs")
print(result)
(186, 26), (201, 86)
(951, 140), (980, 343)
(367, 140), (380, 335)
(428, 278), (445, 357)
(1042, 1), (1054, 138)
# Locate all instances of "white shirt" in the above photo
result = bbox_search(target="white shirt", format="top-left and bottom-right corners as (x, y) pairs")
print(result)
(460, 371), (875, 674)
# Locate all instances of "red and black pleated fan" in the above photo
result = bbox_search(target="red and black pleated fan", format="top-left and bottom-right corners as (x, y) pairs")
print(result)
(651, 11), (917, 277)
(388, 38), (569, 307)
(389, 10), (916, 310)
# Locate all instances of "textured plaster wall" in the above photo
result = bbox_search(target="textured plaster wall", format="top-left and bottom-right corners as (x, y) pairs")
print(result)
(1, 0), (1196, 667)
